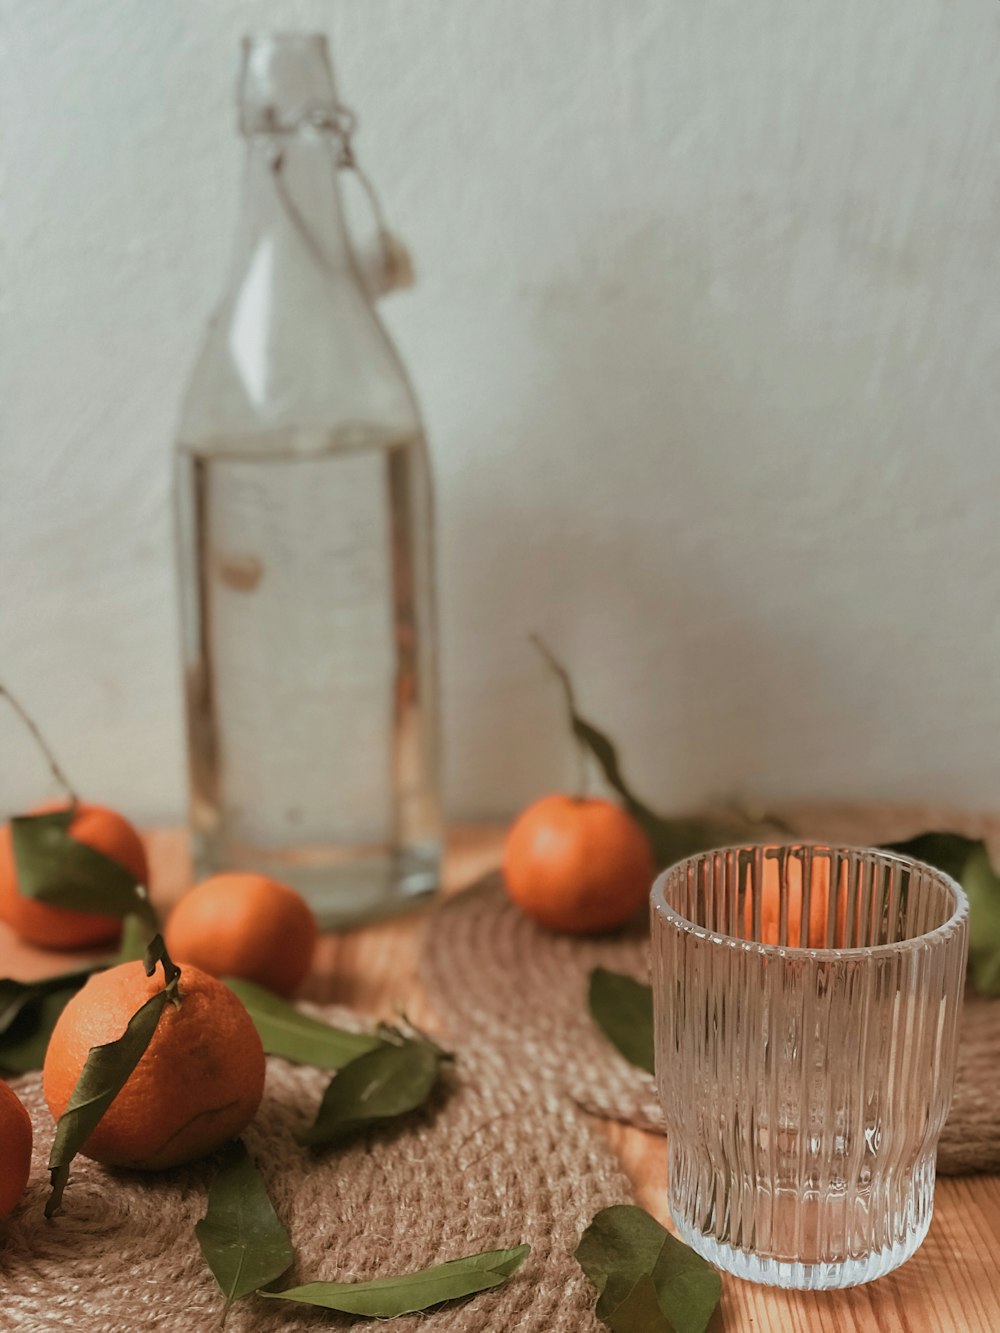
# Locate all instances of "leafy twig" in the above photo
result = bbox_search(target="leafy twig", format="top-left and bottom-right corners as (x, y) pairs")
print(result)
(0, 683), (78, 803)
(531, 635), (763, 864)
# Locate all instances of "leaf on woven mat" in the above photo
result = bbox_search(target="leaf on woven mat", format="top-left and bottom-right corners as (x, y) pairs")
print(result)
(46, 936), (180, 1216)
(532, 636), (773, 867)
(196, 1139), (293, 1316)
(223, 977), (384, 1068)
(259, 1245), (531, 1317)
(11, 808), (157, 929)
(301, 1031), (449, 1148)
(885, 831), (1000, 996)
(576, 1205), (721, 1333)
(589, 967), (655, 1076)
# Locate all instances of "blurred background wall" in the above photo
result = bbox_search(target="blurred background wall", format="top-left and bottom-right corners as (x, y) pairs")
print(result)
(3, 0), (1000, 824)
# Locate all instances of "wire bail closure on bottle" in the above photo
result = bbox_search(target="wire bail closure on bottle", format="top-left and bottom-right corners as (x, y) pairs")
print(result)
(253, 96), (414, 298)
(309, 100), (414, 297)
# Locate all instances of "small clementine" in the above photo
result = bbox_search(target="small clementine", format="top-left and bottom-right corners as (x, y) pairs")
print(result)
(43, 960), (264, 1170)
(165, 873), (318, 998)
(0, 801), (148, 951)
(0, 1079), (32, 1217)
(503, 794), (655, 935)
(745, 849), (846, 947)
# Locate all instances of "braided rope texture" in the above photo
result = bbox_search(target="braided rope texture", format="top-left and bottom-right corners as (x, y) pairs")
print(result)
(420, 804), (1000, 1177)
(0, 1010), (632, 1331)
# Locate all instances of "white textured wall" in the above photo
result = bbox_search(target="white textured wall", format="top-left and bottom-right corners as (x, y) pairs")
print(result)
(3, 0), (1000, 824)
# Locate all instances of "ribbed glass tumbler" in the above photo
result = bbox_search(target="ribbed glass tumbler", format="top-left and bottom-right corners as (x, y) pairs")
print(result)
(651, 844), (968, 1290)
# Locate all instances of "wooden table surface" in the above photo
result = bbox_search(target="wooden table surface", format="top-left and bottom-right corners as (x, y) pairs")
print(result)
(3, 823), (999, 1332)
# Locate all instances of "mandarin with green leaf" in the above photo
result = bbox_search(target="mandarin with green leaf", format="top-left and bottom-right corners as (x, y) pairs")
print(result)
(43, 959), (265, 1169)
(0, 801), (147, 951)
(0, 1079), (33, 1216)
(503, 794), (655, 934)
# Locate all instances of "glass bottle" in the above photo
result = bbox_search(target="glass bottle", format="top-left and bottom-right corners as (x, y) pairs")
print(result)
(174, 33), (441, 927)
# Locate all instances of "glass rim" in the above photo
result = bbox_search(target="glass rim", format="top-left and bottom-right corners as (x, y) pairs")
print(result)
(650, 842), (969, 960)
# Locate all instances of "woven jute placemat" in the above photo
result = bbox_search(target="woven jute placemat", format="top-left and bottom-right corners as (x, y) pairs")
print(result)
(420, 804), (1000, 1177)
(0, 1009), (632, 1331)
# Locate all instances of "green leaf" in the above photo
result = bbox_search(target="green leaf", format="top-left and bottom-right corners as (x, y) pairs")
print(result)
(0, 985), (81, 1075)
(533, 637), (765, 867)
(884, 831), (1000, 995)
(960, 845), (1000, 995)
(0, 965), (95, 1038)
(577, 1203), (671, 1314)
(0, 981), (29, 1038)
(143, 932), (181, 989)
(0, 966), (99, 1074)
(602, 1275), (671, 1333)
(115, 913), (151, 963)
(223, 978), (383, 1069)
(259, 1245), (530, 1317)
(576, 1205), (721, 1333)
(302, 1036), (446, 1148)
(196, 1140), (294, 1315)
(883, 831), (979, 885)
(11, 809), (157, 929)
(46, 987), (168, 1215)
(589, 967), (655, 1076)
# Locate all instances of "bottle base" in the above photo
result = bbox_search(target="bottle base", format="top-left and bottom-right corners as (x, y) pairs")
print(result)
(670, 1205), (932, 1290)
(192, 836), (441, 930)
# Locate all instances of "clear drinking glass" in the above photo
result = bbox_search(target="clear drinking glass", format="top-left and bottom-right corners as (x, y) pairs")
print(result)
(651, 844), (968, 1290)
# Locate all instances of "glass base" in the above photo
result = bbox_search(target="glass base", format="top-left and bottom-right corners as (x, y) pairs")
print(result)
(282, 853), (439, 930)
(192, 834), (441, 931)
(671, 1205), (932, 1290)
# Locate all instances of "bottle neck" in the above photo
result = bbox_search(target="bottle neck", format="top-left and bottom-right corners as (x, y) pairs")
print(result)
(235, 129), (361, 281)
